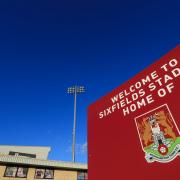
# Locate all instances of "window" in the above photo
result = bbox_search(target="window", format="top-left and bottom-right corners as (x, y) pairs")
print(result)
(35, 169), (45, 179)
(35, 169), (54, 179)
(16, 167), (28, 178)
(44, 169), (54, 179)
(4, 166), (28, 178)
(4, 166), (17, 177)
(77, 171), (88, 180)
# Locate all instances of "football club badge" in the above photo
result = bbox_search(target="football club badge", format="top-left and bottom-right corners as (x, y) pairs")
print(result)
(135, 104), (180, 163)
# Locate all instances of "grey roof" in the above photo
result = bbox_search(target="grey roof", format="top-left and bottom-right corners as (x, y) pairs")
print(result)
(0, 154), (87, 170)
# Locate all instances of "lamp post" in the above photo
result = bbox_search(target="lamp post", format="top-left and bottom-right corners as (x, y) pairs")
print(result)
(67, 86), (85, 162)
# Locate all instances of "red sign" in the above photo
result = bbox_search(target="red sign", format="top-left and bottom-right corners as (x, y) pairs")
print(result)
(88, 45), (180, 179)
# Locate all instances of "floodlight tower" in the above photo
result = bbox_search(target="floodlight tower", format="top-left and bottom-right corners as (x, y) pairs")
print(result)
(67, 86), (85, 162)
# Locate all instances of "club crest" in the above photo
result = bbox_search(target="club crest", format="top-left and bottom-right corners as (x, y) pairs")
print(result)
(135, 104), (180, 163)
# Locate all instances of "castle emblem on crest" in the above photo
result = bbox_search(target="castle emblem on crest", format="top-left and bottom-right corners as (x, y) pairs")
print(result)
(135, 104), (180, 163)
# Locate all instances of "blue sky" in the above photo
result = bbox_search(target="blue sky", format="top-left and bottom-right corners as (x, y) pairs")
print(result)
(0, 0), (179, 163)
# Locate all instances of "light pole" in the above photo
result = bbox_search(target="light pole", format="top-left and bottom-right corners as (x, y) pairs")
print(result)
(67, 86), (85, 163)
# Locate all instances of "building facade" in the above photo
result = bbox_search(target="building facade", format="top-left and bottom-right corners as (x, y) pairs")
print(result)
(0, 146), (87, 180)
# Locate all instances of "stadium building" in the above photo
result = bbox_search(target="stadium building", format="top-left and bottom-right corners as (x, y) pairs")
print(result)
(0, 145), (87, 180)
